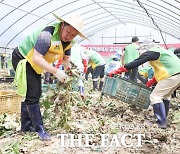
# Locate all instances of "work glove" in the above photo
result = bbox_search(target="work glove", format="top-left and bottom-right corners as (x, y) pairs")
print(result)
(146, 76), (157, 87)
(54, 70), (68, 83)
(82, 59), (88, 73)
(55, 58), (63, 68)
(84, 67), (88, 74)
(108, 66), (128, 77)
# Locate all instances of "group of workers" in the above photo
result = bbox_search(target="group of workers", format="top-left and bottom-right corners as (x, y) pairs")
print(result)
(109, 37), (180, 129)
(11, 12), (180, 140)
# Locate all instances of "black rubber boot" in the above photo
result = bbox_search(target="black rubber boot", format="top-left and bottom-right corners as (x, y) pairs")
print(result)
(98, 81), (104, 91)
(153, 102), (167, 128)
(163, 99), (170, 117)
(171, 90), (177, 98)
(85, 73), (88, 81)
(93, 81), (98, 90)
(26, 103), (50, 140)
(21, 101), (36, 132)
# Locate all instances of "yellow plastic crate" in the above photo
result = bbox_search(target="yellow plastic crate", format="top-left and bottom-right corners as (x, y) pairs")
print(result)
(0, 91), (22, 114)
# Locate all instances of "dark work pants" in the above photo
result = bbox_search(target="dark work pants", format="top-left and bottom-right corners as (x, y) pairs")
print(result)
(85, 66), (93, 80)
(92, 65), (105, 79)
(12, 47), (41, 104)
(128, 67), (138, 82)
(137, 73), (148, 84)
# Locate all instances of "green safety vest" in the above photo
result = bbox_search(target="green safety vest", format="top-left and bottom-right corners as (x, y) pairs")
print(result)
(85, 50), (105, 67)
(18, 22), (72, 74)
(139, 66), (152, 78)
(124, 43), (139, 64)
(149, 46), (180, 81)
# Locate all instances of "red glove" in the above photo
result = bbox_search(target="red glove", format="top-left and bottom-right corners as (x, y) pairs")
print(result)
(146, 77), (157, 87)
(82, 59), (88, 73)
(55, 58), (63, 68)
(108, 66), (128, 77)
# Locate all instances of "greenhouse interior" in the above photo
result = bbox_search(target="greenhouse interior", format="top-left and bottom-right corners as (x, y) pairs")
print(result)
(0, 0), (180, 153)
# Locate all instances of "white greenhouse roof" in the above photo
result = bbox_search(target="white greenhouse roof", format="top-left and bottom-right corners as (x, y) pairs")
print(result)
(0, 0), (179, 50)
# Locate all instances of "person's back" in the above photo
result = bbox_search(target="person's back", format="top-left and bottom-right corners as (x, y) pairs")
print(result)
(71, 43), (85, 71)
(106, 57), (121, 74)
(84, 49), (106, 91)
(122, 36), (139, 82)
(85, 49), (105, 66)
(148, 46), (180, 81)
(124, 43), (139, 64)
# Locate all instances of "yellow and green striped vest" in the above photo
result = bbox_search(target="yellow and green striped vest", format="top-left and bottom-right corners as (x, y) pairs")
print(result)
(18, 23), (72, 74)
(149, 47), (180, 81)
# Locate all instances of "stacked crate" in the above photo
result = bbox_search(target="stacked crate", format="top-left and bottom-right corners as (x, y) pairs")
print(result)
(0, 91), (22, 114)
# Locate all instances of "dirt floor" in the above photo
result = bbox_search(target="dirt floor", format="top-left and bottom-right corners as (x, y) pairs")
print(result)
(0, 81), (180, 154)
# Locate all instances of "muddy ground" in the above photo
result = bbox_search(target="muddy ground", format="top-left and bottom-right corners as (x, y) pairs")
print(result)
(0, 81), (180, 154)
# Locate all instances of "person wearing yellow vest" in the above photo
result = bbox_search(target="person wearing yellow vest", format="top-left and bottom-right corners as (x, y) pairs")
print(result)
(109, 40), (180, 129)
(137, 65), (154, 84)
(84, 49), (106, 91)
(171, 48), (180, 98)
(121, 36), (140, 82)
(11, 13), (88, 140)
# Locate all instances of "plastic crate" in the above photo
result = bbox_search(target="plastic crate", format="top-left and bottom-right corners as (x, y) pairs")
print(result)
(41, 84), (57, 93)
(0, 91), (22, 114)
(102, 76), (152, 109)
(102, 77), (120, 96)
(71, 79), (79, 91)
(10, 69), (15, 77)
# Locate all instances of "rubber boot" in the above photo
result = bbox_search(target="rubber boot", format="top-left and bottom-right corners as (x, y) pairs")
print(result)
(21, 101), (36, 132)
(153, 103), (167, 128)
(163, 99), (170, 117)
(85, 73), (88, 81)
(79, 86), (84, 95)
(93, 81), (98, 90)
(26, 103), (50, 140)
(171, 90), (177, 98)
(79, 86), (85, 100)
(98, 81), (104, 91)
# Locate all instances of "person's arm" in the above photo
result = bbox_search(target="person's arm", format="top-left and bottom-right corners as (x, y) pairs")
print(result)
(63, 49), (71, 70)
(80, 48), (88, 73)
(124, 51), (160, 70)
(33, 49), (67, 83)
(108, 51), (160, 77)
(121, 49), (125, 65)
(63, 55), (71, 70)
(33, 27), (68, 82)
(33, 28), (58, 74)
(33, 49), (57, 74)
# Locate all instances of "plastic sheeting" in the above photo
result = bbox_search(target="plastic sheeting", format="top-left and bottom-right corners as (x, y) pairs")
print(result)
(0, 0), (179, 49)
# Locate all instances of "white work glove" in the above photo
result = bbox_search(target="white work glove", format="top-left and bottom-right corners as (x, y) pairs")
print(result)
(54, 70), (68, 83)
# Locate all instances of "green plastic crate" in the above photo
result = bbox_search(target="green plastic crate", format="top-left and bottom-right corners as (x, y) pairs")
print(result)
(71, 79), (79, 91)
(41, 84), (57, 93)
(102, 76), (152, 109)
(102, 77), (120, 96)
(116, 77), (152, 109)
